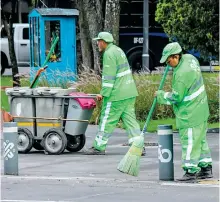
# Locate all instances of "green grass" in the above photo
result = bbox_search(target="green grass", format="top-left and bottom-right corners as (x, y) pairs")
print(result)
(1, 76), (13, 111)
(138, 119), (219, 132)
(1, 91), (10, 111)
(139, 118), (176, 132)
(208, 122), (220, 129)
(1, 76), (30, 111)
(1, 74), (219, 130)
(1, 76), (13, 87)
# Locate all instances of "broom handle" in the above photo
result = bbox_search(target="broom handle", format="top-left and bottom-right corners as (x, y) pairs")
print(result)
(42, 36), (59, 67)
(142, 65), (170, 134)
(30, 65), (48, 88)
(30, 36), (59, 89)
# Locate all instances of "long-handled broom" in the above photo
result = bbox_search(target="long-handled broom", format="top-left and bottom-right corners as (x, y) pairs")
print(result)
(117, 65), (170, 176)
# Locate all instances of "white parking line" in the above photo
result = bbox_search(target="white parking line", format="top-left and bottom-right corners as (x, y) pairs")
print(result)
(161, 181), (219, 188)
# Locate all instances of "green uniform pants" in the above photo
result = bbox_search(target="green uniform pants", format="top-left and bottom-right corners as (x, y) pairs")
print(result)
(179, 121), (212, 173)
(93, 97), (141, 151)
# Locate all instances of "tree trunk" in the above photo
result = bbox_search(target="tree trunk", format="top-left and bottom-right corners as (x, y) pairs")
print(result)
(83, 0), (103, 73)
(104, 0), (120, 45)
(2, 4), (20, 87)
(74, 0), (120, 73)
(77, 0), (93, 70)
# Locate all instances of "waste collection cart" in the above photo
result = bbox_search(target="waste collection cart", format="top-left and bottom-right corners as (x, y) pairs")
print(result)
(33, 88), (75, 138)
(5, 87), (35, 153)
(64, 92), (96, 152)
(5, 87), (96, 155)
(32, 87), (76, 154)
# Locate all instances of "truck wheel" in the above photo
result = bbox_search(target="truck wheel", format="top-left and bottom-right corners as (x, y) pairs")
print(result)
(66, 134), (86, 152)
(43, 128), (67, 155)
(1, 53), (8, 75)
(128, 50), (154, 72)
(17, 128), (34, 153)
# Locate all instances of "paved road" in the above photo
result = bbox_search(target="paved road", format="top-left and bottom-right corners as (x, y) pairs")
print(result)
(1, 125), (219, 202)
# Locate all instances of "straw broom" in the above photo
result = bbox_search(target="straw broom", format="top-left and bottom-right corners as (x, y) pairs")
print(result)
(117, 65), (170, 176)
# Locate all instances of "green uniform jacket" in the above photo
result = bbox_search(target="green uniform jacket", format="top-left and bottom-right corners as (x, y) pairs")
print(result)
(157, 54), (210, 129)
(100, 43), (138, 101)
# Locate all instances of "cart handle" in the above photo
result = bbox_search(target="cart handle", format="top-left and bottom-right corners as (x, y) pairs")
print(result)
(4, 112), (89, 123)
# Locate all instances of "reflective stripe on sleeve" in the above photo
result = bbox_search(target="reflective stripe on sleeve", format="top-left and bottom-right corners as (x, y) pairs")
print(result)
(183, 85), (205, 101)
(103, 83), (113, 87)
(117, 63), (129, 69)
(102, 75), (116, 80)
(116, 69), (131, 78)
(189, 76), (203, 93)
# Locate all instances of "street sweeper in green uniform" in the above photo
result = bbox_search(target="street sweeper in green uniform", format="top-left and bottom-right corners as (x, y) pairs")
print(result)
(85, 32), (145, 156)
(155, 42), (213, 181)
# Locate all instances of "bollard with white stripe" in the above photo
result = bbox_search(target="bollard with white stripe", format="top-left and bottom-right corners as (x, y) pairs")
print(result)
(3, 122), (18, 175)
(158, 125), (174, 181)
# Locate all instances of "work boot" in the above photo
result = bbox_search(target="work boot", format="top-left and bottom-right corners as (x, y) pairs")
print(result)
(176, 172), (197, 182)
(142, 147), (146, 156)
(197, 165), (213, 179)
(84, 147), (105, 155)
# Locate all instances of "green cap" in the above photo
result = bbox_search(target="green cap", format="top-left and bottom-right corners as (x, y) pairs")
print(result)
(160, 42), (182, 63)
(93, 32), (114, 43)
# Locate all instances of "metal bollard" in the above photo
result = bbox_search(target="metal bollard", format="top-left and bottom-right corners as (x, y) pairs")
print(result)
(158, 125), (174, 181)
(3, 122), (18, 175)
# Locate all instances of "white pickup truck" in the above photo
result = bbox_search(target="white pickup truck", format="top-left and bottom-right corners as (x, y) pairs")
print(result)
(0, 23), (30, 75)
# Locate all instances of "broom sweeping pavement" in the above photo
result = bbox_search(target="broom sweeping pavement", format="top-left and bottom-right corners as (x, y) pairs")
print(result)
(1, 125), (219, 202)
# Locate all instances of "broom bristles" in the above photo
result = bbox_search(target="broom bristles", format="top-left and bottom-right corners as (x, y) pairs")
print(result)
(117, 136), (144, 176)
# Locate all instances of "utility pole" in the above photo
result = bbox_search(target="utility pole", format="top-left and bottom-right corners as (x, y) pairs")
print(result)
(142, 0), (150, 72)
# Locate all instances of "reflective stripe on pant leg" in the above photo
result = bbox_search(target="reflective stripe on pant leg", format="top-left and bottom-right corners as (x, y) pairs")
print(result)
(185, 128), (199, 172)
(94, 101), (124, 151)
(100, 102), (112, 132)
(180, 127), (200, 173)
(93, 102), (112, 151)
(186, 128), (193, 161)
(94, 133), (111, 149)
(198, 121), (212, 167)
(121, 97), (141, 145)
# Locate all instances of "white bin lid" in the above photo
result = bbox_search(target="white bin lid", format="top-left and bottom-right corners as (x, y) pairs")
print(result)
(5, 87), (33, 96)
(33, 87), (76, 96)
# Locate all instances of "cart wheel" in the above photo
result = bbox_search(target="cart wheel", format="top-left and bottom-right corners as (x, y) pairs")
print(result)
(66, 134), (86, 152)
(17, 128), (34, 153)
(43, 128), (67, 155)
(33, 141), (44, 150)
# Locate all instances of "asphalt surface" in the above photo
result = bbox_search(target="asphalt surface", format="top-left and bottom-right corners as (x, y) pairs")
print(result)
(1, 125), (219, 202)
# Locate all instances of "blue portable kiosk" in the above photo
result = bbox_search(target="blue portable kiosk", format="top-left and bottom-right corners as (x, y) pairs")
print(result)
(28, 8), (79, 84)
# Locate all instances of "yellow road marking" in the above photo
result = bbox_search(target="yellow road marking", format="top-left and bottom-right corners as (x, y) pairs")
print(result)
(198, 179), (219, 185)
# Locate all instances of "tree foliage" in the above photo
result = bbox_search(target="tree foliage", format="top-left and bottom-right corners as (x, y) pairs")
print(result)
(155, 0), (219, 60)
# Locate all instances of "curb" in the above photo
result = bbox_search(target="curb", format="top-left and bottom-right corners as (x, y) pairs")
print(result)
(207, 128), (219, 133)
